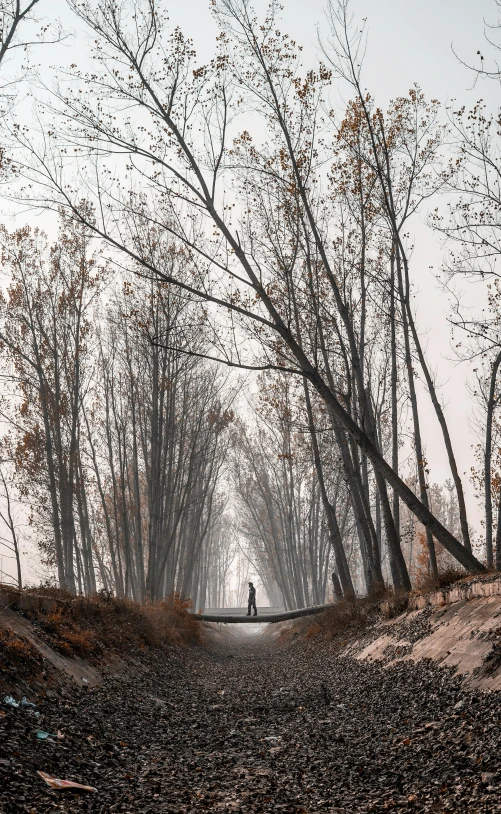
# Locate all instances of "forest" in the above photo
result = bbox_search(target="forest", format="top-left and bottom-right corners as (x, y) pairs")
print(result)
(0, 0), (500, 610)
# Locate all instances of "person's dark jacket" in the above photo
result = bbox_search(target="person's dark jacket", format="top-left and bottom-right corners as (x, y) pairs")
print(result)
(248, 585), (256, 602)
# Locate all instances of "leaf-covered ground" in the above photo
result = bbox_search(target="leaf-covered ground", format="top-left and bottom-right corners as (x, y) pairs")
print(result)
(1, 625), (501, 813)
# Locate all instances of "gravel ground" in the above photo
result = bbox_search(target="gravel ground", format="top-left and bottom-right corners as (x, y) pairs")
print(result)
(1, 624), (501, 813)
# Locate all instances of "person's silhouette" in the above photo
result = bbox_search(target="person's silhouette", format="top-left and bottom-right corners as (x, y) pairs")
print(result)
(247, 582), (257, 616)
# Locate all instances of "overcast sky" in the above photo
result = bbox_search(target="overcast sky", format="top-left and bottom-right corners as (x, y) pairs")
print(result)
(2, 0), (500, 583)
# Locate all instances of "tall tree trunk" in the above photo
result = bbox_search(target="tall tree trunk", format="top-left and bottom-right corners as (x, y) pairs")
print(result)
(332, 571), (343, 601)
(396, 248), (438, 579)
(303, 380), (354, 596)
(83, 401), (122, 596)
(495, 488), (501, 570)
(390, 253), (400, 535)
(485, 349), (501, 567)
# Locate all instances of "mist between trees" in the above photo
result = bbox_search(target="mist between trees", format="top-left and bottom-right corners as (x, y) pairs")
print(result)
(1, 0), (501, 604)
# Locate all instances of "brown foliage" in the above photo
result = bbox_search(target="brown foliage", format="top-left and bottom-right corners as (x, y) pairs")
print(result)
(411, 529), (467, 593)
(410, 527), (467, 593)
(280, 597), (375, 642)
(414, 566), (471, 595)
(11, 588), (204, 662)
(145, 593), (203, 645)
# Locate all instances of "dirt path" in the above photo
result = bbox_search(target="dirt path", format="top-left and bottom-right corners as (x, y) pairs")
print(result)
(2, 625), (501, 813)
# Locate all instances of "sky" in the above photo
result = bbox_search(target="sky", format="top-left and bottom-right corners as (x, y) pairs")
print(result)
(1, 0), (500, 583)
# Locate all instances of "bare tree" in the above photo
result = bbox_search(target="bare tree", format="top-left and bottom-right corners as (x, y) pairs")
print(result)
(0, 213), (103, 591)
(0, 466), (22, 587)
(11, 0), (484, 582)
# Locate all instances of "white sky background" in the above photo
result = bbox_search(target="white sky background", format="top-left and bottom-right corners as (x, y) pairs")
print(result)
(1, 0), (500, 584)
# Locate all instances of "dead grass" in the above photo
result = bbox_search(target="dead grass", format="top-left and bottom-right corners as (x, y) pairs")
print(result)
(4, 589), (204, 663)
(413, 566), (469, 595)
(280, 596), (376, 642)
(146, 594), (203, 645)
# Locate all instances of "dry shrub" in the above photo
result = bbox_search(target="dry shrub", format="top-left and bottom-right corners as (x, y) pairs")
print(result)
(0, 627), (31, 654)
(43, 607), (65, 634)
(411, 531), (470, 594)
(414, 566), (468, 595)
(13, 588), (204, 662)
(60, 629), (96, 658)
(283, 597), (374, 642)
(144, 593), (204, 646)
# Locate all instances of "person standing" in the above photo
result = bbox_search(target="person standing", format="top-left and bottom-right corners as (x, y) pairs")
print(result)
(247, 582), (257, 616)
